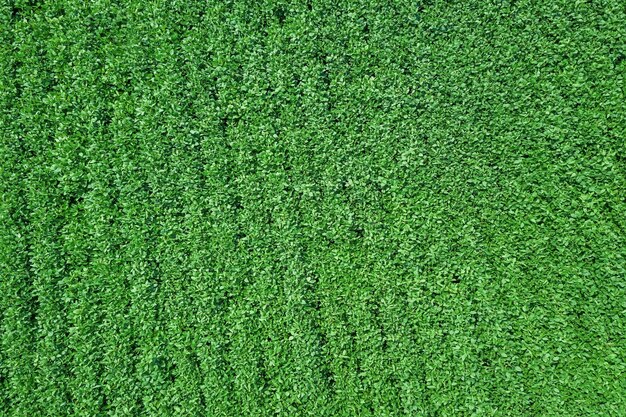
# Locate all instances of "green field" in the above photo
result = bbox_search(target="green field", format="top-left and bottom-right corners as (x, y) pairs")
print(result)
(1, 1), (625, 416)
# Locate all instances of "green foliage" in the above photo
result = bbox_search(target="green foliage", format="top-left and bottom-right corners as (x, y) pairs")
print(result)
(1, 0), (625, 415)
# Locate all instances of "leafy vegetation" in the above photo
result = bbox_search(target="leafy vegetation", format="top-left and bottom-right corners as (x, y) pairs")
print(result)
(1, 0), (625, 415)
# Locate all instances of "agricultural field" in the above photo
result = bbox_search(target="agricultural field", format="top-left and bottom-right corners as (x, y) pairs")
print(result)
(1, 0), (625, 416)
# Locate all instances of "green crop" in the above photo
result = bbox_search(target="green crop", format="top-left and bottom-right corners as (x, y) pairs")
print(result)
(1, 0), (625, 416)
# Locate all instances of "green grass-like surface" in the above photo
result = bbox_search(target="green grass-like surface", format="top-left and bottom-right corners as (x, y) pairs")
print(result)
(2, 1), (625, 415)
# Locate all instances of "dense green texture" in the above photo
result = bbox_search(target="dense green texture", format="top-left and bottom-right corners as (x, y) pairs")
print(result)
(1, 0), (625, 415)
